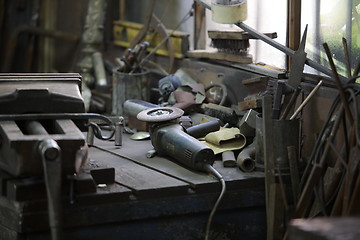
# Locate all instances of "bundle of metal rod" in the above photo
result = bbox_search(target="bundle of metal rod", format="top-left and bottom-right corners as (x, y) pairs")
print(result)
(295, 41), (360, 219)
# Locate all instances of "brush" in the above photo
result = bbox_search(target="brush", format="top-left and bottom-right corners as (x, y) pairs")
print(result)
(209, 30), (277, 55)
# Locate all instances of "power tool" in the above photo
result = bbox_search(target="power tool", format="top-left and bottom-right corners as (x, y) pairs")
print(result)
(137, 106), (225, 240)
(137, 107), (220, 174)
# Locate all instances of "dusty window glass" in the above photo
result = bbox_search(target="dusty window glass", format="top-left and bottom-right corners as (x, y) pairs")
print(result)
(302, 0), (360, 81)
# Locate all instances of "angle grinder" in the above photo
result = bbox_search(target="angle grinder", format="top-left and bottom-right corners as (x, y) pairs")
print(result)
(137, 106), (225, 240)
(137, 107), (217, 173)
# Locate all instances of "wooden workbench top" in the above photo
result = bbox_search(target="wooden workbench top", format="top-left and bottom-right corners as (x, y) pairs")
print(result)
(91, 132), (264, 198)
(0, 132), (265, 236)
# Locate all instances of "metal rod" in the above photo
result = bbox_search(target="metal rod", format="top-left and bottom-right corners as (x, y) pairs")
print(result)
(280, 87), (301, 120)
(236, 141), (256, 172)
(296, 107), (344, 217)
(24, 120), (49, 135)
(237, 22), (346, 81)
(342, 37), (352, 79)
(92, 52), (107, 87)
(323, 43), (353, 123)
(39, 139), (62, 240)
(0, 113), (114, 126)
(115, 121), (123, 146)
(290, 80), (323, 120)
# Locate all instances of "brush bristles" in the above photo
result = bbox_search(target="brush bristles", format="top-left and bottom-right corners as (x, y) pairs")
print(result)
(211, 39), (250, 54)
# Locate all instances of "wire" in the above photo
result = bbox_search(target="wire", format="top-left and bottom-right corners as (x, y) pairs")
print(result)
(203, 164), (226, 240)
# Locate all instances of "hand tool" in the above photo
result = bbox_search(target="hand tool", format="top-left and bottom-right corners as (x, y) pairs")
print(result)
(209, 30), (277, 55)
(137, 107), (215, 171)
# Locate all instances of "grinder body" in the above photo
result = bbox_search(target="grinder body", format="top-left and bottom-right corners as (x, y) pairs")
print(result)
(150, 123), (215, 171)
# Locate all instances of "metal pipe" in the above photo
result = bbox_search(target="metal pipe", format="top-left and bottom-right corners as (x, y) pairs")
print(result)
(323, 43), (353, 123)
(92, 52), (107, 87)
(222, 150), (237, 167)
(236, 141), (256, 172)
(24, 120), (48, 135)
(0, 113), (114, 126)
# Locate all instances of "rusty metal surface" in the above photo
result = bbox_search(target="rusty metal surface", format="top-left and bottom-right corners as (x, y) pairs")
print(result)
(0, 74), (88, 177)
(0, 75), (84, 114)
(0, 119), (85, 176)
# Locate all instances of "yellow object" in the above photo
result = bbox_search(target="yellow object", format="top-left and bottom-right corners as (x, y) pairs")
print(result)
(202, 127), (246, 155)
(113, 20), (189, 59)
(211, 1), (248, 24)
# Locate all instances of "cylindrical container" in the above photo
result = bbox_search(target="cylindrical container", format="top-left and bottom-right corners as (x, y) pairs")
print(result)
(255, 114), (300, 171)
(112, 69), (150, 116)
(211, 0), (248, 24)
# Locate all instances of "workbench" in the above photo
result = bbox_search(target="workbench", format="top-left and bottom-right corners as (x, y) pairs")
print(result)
(0, 133), (266, 240)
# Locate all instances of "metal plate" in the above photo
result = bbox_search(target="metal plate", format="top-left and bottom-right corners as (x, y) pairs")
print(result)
(137, 107), (184, 122)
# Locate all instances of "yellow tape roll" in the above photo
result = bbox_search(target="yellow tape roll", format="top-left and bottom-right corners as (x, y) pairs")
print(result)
(211, 1), (248, 24)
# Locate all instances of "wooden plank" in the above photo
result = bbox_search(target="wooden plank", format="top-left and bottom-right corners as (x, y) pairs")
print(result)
(88, 147), (191, 199)
(194, 2), (206, 49)
(187, 49), (253, 64)
(238, 98), (262, 110)
(287, 0), (301, 55)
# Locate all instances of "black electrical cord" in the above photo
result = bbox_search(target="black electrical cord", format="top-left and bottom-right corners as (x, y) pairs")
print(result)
(203, 164), (226, 240)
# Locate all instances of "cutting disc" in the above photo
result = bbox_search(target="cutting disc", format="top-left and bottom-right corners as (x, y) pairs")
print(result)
(137, 107), (184, 122)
